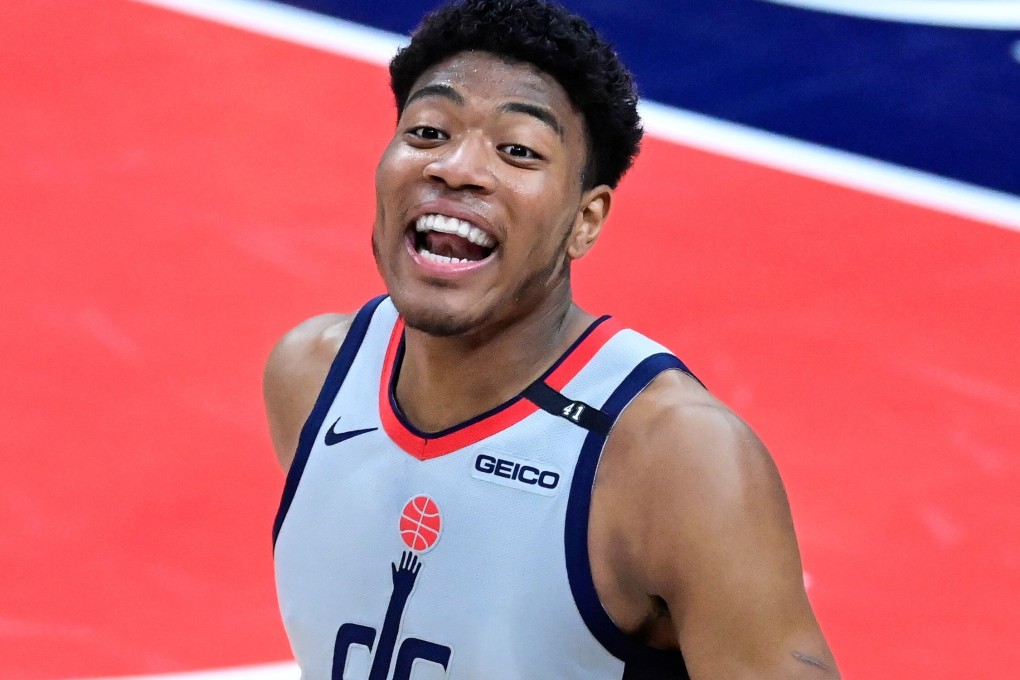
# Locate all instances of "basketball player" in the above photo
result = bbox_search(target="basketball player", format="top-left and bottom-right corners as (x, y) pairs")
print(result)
(265, 1), (840, 678)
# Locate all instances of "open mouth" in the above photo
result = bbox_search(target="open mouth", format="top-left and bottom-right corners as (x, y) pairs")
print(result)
(409, 214), (497, 265)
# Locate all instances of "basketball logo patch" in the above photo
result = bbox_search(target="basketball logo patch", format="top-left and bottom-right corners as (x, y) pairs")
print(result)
(399, 495), (442, 552)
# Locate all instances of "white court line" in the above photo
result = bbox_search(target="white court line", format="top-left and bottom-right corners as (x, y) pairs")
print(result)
(133, 0), (407, 64)
(132, 0), (1020, 233)
(758, 0), (1020, 29)
(639, 101), (1020, 231)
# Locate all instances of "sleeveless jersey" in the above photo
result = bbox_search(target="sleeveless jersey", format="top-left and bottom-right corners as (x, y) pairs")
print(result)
(273, 296), (698, 680)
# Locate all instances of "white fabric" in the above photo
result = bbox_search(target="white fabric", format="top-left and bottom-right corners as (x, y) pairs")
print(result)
(274, 299), (671, 680)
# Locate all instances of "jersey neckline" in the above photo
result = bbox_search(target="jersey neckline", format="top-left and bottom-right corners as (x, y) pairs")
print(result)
(378, 314), (622, 460)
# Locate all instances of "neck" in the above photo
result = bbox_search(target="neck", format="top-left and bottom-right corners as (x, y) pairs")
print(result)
(394, 293), (595, 433)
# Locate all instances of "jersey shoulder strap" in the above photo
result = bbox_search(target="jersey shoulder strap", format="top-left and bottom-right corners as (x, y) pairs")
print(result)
(272, 294), (391, 547)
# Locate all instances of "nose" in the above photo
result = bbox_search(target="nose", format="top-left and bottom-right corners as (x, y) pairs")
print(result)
(423, 132), (496, 193)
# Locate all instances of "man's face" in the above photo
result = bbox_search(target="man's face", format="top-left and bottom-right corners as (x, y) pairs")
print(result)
(372, 51), (595, 337)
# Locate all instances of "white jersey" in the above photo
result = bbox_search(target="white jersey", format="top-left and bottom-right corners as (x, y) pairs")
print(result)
(273, 296), (696, 680)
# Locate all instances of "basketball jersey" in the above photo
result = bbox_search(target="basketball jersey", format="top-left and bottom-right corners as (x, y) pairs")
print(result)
(273, 296), (697, 680)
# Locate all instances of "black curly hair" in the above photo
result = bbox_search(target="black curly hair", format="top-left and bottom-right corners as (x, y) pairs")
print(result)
(389, 0), (643, 189)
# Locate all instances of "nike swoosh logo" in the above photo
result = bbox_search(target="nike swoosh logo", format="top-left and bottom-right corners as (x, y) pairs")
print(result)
(323, 417), (378, 446)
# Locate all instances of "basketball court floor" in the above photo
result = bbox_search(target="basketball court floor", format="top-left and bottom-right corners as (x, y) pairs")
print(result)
(2, 1), (1018, 678)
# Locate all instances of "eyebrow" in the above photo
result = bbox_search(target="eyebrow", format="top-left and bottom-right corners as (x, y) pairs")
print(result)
(405, 83), (464, 108)
(404, 84), (564, 139)
(498, 102), (564, 138)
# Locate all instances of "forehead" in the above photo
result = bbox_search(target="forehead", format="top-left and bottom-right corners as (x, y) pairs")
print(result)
(406, 51), (583, 132)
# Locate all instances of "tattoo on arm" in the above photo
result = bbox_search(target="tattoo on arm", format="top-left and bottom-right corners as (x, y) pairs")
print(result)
(792, 651), (831, 672)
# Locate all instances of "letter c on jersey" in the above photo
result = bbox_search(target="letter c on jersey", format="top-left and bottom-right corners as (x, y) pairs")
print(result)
(334, 627), (450, 680)
(333, 552), (451, 679)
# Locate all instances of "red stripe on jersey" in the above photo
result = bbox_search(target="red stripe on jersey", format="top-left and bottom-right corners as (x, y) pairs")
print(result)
(379, 316), (621, 459)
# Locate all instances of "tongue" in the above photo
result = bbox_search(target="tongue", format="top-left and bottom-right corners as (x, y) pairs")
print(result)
(425, 232), (490, 261)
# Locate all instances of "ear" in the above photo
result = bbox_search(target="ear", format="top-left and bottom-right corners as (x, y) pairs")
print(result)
(567, 185), (613, 260)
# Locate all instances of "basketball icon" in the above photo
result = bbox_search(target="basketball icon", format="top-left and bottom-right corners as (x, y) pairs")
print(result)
(399, 495), (442, 552)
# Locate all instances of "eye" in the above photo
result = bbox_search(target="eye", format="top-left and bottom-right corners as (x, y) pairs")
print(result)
(499, 144), (543, 161)
(406, 126), (448, 142)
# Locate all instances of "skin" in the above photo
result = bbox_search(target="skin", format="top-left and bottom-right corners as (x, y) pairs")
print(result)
(264, 51), (840, 679)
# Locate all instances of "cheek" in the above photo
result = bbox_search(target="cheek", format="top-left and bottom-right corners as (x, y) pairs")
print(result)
(522, 183), (578, 237)
(505, 173), (571, 220)
(375, 144), (401, 197)
(374, 145), (418, 228)
(375, 137), (424, 187)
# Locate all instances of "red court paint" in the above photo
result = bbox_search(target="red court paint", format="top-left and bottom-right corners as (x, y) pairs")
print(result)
(1, 1), (1017, 678)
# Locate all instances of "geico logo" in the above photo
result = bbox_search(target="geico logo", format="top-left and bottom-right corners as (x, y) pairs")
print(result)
(474, 454), (560, 489)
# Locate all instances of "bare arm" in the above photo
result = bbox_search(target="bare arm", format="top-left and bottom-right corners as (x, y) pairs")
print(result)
(262, 313), (354, 471)
(595, 371), (839, 679)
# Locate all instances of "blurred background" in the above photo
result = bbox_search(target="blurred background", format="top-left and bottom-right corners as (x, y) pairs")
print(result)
(2, 1), (1018, 678)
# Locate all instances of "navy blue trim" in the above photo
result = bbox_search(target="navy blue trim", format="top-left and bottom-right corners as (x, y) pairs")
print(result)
(388, 315), (613, 438)
(276, 0), (1020, 196)
(621, 649), (690, 680)
(564, 352), (696, 674)
(272, 294), (388, 548)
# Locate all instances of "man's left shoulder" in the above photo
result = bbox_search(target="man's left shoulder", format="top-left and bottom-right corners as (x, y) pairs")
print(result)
(597, 364), (840, 678)
(608, 369), (781, 501)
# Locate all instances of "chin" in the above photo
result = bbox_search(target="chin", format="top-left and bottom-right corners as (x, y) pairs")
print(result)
(403, 310), (474, 337)
(388, 288), (484, 337)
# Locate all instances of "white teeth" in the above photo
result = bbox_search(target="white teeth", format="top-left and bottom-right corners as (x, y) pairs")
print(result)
(418, 248), (465, 264)
(413, 213), (496, 249)
(467, 226), (494, 248)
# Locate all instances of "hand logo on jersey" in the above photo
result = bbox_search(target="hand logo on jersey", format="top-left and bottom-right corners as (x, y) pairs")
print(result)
(332, 497), (451, 680)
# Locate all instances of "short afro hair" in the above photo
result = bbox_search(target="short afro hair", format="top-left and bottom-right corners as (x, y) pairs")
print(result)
(389, 0), (643, 189)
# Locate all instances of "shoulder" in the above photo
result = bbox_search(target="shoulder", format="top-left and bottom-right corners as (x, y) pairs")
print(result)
(595, 370), (838, 675)
(611, 367), (776, 496)
(605, 369), (789, 569)
(263, 313), (355, 471)
(266, 313), (355, 373)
